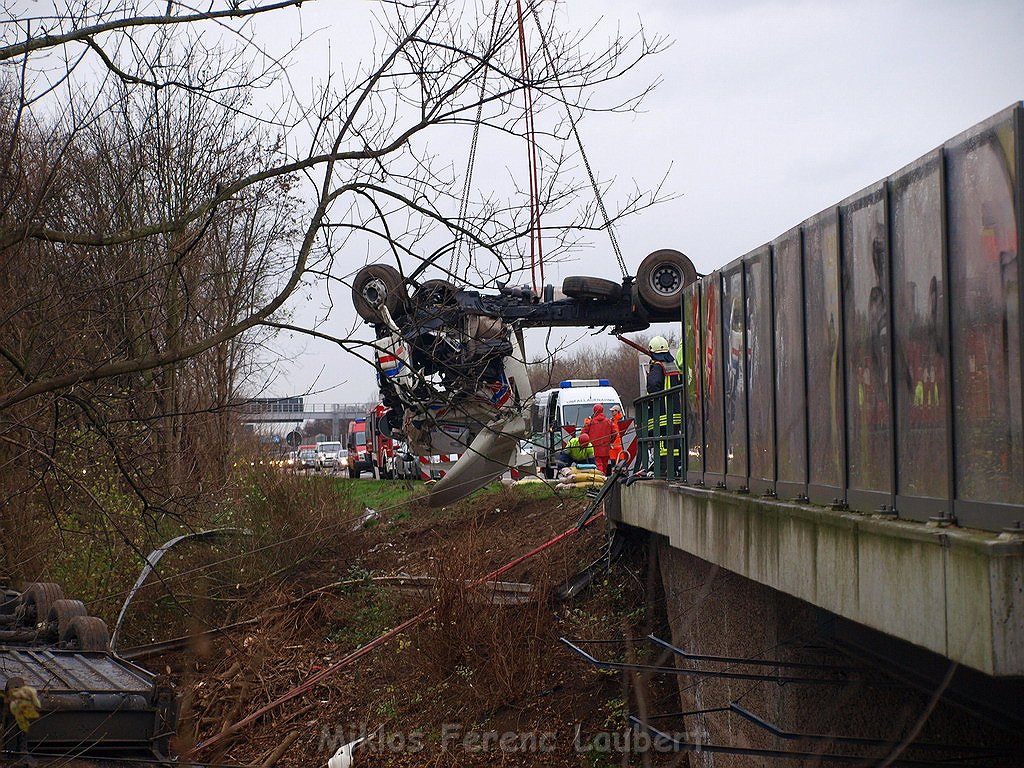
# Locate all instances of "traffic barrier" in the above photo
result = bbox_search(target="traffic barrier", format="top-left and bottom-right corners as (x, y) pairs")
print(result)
(418, 453), (461, 482)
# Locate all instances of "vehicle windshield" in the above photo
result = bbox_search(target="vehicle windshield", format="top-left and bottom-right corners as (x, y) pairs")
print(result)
(299, 449), (317, 458)
(353, 433), (366, 446)
(319, 442), (341, 452)
(561, 403), (620, 429)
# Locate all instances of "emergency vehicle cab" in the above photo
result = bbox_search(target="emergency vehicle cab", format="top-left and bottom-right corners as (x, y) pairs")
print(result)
(346, 418), (372, 478)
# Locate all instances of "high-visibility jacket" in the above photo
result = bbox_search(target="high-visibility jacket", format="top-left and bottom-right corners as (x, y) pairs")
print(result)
(609, 412), (624, 460)
(586, 413), (614, 458)
(564, 436), (595, 463)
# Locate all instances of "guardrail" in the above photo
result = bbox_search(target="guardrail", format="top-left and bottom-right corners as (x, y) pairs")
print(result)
(634, 383), (686, 481)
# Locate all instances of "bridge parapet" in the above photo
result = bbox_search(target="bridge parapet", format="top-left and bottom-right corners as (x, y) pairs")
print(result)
(619, 104), (1024, 682)
(633, 102), (1024, 533)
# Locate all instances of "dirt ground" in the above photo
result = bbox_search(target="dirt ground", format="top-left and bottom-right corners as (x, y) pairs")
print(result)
(144, 480), (682, 768)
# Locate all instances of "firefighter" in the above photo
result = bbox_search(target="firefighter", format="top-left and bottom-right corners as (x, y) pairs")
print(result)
(645, 336), (683, 476)
(558, 432), (595, 469)
(646, 336), (682, 393)
(586, 404), (614, 474)
(608, 404), (625, 469)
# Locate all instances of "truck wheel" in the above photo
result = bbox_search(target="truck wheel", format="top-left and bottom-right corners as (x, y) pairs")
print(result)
(47, 599), (88, 638)
(352, 264), (408, 324)
(61, 615), (110, 652)
(562, 275), (622, 301)
(635, 249), (697, 314)
(0, 588), (18, 615)
(20, 582), (64, 626)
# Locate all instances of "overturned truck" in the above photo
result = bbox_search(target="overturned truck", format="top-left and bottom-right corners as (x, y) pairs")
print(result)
(0, 581), (175, 758)
(351, 249), (698, 505)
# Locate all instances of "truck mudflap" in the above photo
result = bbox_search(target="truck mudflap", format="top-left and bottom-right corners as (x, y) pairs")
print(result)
(1, 646), (174, 756)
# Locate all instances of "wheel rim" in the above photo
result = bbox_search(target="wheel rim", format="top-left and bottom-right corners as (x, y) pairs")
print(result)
(361, 278), (388, 308)
(649, 262), (682, 296)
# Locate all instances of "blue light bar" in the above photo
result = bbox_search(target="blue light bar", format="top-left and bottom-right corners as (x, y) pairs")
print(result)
(559, 379), (611, 388)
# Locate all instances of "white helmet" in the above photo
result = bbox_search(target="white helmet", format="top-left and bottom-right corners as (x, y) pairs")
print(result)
(649, 335), (670, 353)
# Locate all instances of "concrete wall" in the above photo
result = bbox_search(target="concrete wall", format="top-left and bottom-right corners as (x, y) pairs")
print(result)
(618, 482), (1024, 677)
(655, 543), (1023, 767)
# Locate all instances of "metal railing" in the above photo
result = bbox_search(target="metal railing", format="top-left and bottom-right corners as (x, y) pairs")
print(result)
(633, 383), (686, 481)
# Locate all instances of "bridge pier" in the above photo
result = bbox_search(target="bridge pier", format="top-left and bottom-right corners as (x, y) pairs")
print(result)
(653, 539), (1023, 766)
(609, 481), (1024, 762)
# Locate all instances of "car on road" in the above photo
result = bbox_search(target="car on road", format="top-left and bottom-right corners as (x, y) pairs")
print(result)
(298, 447), (318, 470)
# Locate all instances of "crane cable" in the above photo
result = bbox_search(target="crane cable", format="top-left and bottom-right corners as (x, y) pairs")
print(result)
(515, 0), (544, 294)
(450, 0), (503, 280)
(527, 3), (628, 279)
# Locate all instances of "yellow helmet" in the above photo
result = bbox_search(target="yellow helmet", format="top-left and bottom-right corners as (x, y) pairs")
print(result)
(649, 335), (670, 353)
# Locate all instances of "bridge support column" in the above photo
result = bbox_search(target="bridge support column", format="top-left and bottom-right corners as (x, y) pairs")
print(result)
(654, 542), (1024, 765)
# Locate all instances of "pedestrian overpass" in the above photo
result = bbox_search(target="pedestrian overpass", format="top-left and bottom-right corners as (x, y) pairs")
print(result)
(240, 399), (376, 440)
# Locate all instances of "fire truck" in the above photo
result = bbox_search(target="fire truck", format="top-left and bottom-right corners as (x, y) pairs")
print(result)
(346, 419), (372, 478)
(366, 403), (398, 479)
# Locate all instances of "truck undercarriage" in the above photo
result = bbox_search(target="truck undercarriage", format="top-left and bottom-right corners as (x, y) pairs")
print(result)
(351, 249), (698, 504)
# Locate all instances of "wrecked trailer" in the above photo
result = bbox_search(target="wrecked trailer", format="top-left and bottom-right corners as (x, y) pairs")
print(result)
(351, 249), (698, 504)
(0, 581), (175, 758)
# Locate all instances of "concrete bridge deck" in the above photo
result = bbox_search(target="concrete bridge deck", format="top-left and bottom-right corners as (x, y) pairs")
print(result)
(613, 481), (1023, 678)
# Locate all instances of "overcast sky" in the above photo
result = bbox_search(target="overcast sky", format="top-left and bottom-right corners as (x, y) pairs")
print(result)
(264, 0), (1024, 406)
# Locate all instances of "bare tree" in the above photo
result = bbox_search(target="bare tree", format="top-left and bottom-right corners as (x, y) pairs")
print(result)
(529, 334), (652, 407)
(0, 0), (666, 584)
(2, 0), (666, 401)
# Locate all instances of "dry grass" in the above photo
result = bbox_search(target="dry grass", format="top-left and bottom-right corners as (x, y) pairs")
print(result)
(413, 521), (556, 719)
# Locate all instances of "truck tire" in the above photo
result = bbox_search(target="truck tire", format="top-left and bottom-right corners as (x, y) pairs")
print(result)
(0, 588), (18, 615)
(20, 582), (64, 626)
(61, 615), (110, 652)
(562, 275), (622, 301)
(47, 599), (88, 638)
(352, 264), (408, 324)
(635, 249), (697, 314)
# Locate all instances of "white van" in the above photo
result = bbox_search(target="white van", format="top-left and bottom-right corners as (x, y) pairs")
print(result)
(527, 379), (622, 477)
(316, 441), (344, 470)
